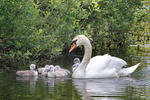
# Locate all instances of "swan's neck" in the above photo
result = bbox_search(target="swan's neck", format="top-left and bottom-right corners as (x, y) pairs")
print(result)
(81, 42), (92, 66)
(72, 39), (92, 78)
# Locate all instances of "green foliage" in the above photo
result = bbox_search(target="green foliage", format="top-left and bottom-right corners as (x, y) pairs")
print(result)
(79, 0), (144, 51)
(0, 0), (148, 69)
(130, 0), (150, 43)
(0, 0), (50, 69)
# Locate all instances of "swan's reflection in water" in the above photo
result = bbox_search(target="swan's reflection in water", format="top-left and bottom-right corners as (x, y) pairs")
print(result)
(15, 74), (150, 100)
(73, 77), (138, 100)
(16, 76), (38, 93)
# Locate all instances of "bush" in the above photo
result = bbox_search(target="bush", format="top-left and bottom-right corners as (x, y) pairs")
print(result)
(0, 0), (146, 70)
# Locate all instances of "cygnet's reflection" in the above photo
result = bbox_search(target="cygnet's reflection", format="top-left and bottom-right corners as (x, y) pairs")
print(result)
(40, 76), (55, 88)
(40, 76), (69, 92)
(73, 77), (136, 100)
(16, 76), (38, 93)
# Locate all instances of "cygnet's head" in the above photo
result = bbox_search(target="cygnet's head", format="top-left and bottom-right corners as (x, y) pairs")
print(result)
(44, 65), (54, 72)
(69, 35), (89, 53)
(45, 65), (50, 69)
(30, 64), (36, 70)
(54, 65), (61, 71)
(73, 58), (80, 64)
(49, 65), (55, 72)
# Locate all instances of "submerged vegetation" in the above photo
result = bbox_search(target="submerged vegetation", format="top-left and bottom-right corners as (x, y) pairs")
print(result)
(0, 0), (149, 70)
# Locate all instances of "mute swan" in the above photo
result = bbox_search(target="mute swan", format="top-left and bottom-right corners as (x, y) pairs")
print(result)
(16, 64), (38, 77)
(72, 58), (80, 72)
(69, 35), (140, 78)
(47, 65), (70, 78)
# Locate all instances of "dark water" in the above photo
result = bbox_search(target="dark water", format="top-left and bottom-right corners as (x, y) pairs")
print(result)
(0, 43), (150, 100)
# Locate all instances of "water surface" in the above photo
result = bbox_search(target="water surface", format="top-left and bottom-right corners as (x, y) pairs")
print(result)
(0, 43), (150, 100)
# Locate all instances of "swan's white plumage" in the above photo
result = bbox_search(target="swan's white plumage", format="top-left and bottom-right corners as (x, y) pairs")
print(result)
(85, 54), (128, 78)
(118, 63), (140, 77)
(70, 35), (140, 78)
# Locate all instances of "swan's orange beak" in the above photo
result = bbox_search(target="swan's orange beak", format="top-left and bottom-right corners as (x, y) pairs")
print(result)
(69, 43), (76, 53)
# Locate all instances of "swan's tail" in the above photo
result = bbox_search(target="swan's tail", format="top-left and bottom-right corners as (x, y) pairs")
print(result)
(118, 63), (140, 77)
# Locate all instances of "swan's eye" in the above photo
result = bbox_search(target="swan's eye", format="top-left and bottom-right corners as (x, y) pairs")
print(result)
(71, 40), (77, 45)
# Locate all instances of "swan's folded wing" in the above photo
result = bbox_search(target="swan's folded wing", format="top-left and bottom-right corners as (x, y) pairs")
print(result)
(109, 56), (127, 70)
(86, 54), (112, 73)
(86, 54), (127, 76)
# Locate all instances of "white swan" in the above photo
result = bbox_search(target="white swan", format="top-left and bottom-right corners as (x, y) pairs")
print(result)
(69, 35), (140, 78)
(16, 64), (38, 77)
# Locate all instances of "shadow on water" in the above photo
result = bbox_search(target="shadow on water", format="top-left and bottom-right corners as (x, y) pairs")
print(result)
(0, 43), (150, 100)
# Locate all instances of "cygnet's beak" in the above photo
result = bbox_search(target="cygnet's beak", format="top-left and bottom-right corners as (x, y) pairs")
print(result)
(69, 43), (76, 53)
